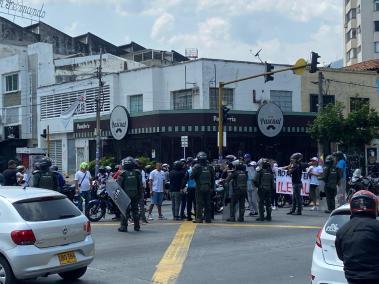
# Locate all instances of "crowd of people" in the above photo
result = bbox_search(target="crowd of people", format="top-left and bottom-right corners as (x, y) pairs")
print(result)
(0, 150), (350, 231)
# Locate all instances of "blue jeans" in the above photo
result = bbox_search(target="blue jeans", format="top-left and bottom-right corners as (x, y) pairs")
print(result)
(77, 191), (91, 212)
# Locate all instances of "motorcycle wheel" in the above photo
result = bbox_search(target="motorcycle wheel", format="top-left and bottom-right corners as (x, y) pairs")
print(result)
(86, 203), (106, 222)
(277, 195), (286, 208)
(302, 197), (311, 206)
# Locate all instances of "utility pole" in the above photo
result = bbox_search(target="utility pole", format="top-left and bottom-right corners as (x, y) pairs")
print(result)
(318, 72), (324, 158)
(95, 49), (103, 177)
(47, 125), (50, 157)
(218, 83), (224, 161)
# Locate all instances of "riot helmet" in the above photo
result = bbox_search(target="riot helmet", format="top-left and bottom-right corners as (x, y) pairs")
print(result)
(261, 158), (271, 170)
(196, 152), (208, 165)
(290, 152), (303, 163)
(350, 190), (378, 217)
(173, 160), (183, 170)
(324, 155), (335, 166)
(123, 156), (135, 171)
(39, 157), (52, 171)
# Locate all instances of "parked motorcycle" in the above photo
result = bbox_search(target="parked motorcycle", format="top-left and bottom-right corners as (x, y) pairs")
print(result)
(61, 184), (76, 202)
(213, 179), (225, 214)
(86, 183), (120, 222)
(346, 169), (379, 201)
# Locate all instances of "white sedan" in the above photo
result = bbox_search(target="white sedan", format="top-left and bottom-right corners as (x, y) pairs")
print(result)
(310, 203), (379, 284)
(0, 186), (95, 283)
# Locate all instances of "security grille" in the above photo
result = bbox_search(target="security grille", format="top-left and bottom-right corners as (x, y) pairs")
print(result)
(40, 85), (110, 119)
(4, 107), (20, 125)
(49, 140), (63, 171)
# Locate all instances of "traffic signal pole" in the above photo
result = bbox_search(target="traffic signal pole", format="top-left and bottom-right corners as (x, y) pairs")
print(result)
(217, 62), (309, 160)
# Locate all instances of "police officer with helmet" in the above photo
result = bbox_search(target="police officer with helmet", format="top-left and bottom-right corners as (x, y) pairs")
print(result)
(225, 160), (247, 222)
(190, 152), (215, 223)
(321, 155), (340, 213)
(335, 190), (379, 284)
(117, 156), (143, 232)
(254, 158), (275, 221)
(32, 157), (59, 191)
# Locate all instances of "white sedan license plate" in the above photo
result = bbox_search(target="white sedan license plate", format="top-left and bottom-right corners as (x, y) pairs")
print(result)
(58, 251), (77, 265)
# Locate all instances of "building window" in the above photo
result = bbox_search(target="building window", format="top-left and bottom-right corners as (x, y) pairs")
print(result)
(375, 0), (379, 11)
(375, 42), (379, 53)
(350, 97), (369, 112)
(347, 48), (357, 59)
(270, 90), (292, 112)
(346, 28), (357, 42)
(172, 89), (192, 110)
(375, 21), (379, 31)
(5, 73), (18, 92)
(129, 94), (143, 113)
(310, 94), (335, 112)
(357, 4), (361, 14)
(345, 8), (356, 23)
(209, 87), (234, 109)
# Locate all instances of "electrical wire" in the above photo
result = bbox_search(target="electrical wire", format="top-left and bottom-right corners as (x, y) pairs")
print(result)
(326, 78), (379, 89)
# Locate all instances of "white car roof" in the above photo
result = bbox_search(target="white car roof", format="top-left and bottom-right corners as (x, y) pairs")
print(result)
(0, 186), (63, 203)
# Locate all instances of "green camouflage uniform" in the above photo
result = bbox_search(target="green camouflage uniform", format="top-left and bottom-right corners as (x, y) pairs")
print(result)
(225, 170), (247, 221)
(254, 168), (275, 221)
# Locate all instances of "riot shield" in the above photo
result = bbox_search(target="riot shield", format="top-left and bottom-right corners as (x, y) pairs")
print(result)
(106, 178), (131, 217)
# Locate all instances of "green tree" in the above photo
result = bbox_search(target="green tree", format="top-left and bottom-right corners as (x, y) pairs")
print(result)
(342, 105), (379, 149)
(309, 102), (345, 145)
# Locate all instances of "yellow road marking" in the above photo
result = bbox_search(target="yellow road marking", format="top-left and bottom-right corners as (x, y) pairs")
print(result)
(200, 223), (321, 229)
(92, 222), (321, 230)
(151, 221), (197, 284)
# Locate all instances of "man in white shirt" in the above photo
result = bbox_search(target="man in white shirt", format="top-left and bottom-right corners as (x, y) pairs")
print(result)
(308, 157), (323, 211)
(147, 163), (166, 220)
(75, 162), (92, 212)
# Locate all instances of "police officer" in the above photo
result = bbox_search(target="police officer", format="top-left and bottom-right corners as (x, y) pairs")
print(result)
(190, 152), (215, 223)
(117, 157), (143, 232)
(335, 190), (379, 284)
(32, 157), (59, 191)
(254, 159), (275, 221)
(322, 155), (340, 213)
(225, 160), (247, 222)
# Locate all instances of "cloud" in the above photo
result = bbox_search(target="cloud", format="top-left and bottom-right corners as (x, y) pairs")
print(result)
(196, 0), (339, 22)
(151, 12), (175, 40)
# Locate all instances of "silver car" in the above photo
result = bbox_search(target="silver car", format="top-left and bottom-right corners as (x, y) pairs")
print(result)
(0, 186), (95, 283)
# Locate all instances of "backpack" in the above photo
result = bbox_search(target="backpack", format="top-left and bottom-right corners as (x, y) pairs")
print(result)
(234, 171), (247, 191)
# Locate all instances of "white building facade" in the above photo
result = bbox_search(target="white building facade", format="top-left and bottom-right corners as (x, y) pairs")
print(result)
(37, 58), (313, 174)
(344, 0), (379, 66)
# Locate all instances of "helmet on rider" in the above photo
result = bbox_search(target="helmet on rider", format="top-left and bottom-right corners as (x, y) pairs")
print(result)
(123, 156), (135, 171)
(173, 160), (183, 170)
(39, 157), (52, 171)
(243, 153), (251, 162)
(324, 155), (335, 166)
(290, 153), (303, 163)
(261, 158), (271, 170)
(80, 162), (89, 171)
(105, 166), (112, 172)
(196, 152), (208, 165)
(16, 165), (25, 172)
(350, 190), (378, 218)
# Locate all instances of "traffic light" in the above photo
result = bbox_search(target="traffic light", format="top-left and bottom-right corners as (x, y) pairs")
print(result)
(264, 62), (274, 83)
(310, 52), (320, 73)
(41, 128), (47, 138)
(222, 105), (230, 123)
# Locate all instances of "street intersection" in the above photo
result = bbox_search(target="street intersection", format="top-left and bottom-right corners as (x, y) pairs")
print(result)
(23, 204), (328, 284)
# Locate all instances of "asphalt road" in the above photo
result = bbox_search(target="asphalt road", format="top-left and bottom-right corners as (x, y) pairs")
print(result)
(22, 204), (329, 284)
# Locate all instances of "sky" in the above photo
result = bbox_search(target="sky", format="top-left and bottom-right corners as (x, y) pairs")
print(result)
(5, 0), (342, 65)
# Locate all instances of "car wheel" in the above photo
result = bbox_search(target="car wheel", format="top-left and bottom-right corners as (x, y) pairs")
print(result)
(0, 256), (17, 284)
(58, 266), (87, 280)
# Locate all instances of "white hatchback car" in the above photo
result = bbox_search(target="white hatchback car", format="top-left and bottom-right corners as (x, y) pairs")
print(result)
(310, 203), (379, 284)
(0, 186), (95, 283)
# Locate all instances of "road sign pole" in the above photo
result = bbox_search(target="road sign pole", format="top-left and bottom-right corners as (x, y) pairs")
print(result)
(183, 147), (186, 159)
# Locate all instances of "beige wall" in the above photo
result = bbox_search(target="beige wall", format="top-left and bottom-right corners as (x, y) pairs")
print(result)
(301, 69), (379, 116)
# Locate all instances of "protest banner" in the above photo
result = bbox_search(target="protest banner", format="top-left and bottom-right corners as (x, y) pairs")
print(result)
(276, 169), (310, 196)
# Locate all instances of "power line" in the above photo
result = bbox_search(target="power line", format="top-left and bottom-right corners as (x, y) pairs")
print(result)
(326, 78), (379, 89)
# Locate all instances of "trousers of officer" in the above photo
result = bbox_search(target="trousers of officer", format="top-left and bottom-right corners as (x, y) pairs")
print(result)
(195, 189), (211, 222)
(230, 189), (246, 220)
(325, 186), (337, 211)
(120, 194), (140, 229)
(258, 189), (272, 219)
